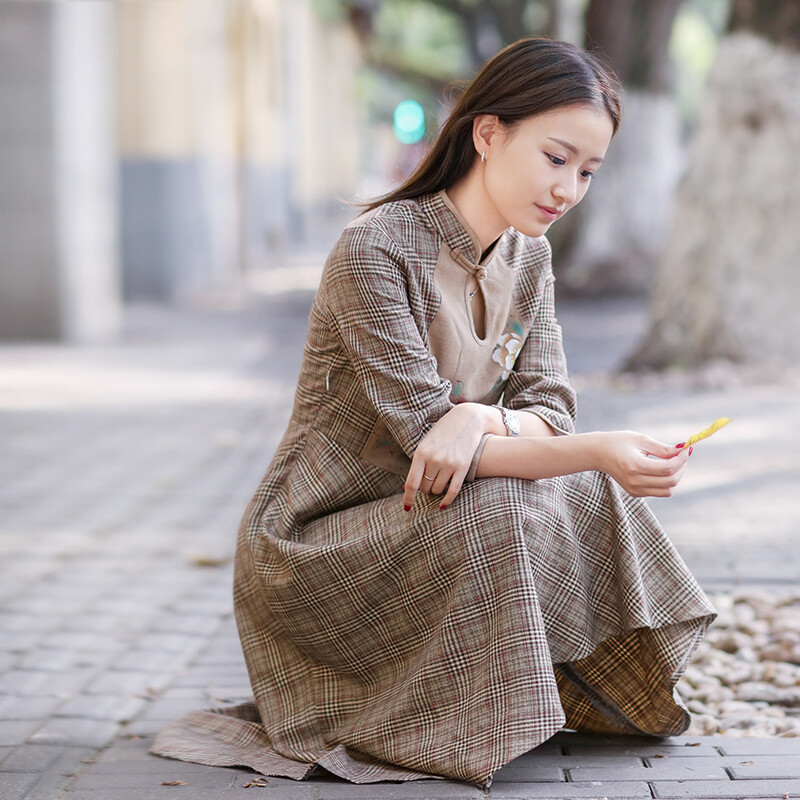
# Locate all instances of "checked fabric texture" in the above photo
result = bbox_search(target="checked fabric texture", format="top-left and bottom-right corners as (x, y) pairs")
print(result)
(151, 192), (716, 787)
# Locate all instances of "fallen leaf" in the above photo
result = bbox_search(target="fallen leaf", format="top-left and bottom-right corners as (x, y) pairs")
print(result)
(243, 778), (269, 787)
(686, 742), (702, 747)
(652, 754), (667, 759)
(161, 780), (189, 786)
(186, 553), (232, 568)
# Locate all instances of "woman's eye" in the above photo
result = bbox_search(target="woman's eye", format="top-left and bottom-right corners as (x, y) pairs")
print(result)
(580, 170), (596, 180)
(546, 153), (566, 166)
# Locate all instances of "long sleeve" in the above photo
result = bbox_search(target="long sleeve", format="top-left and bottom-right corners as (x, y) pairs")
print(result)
(504, 255), (577, 436)
(322, 221), (454, 459)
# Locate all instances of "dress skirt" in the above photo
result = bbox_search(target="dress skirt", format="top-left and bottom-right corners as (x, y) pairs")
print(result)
(151, 468), (716, 787)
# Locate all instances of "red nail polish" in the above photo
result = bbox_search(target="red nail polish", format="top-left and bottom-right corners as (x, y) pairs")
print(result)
(439, 504), (447, 510)
(675, 442), (686, 449)
(404, 504), (411, 512)
(688, 446), (694, 456)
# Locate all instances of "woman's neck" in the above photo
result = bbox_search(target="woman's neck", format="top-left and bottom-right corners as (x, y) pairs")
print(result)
(446, 168), (508, 253)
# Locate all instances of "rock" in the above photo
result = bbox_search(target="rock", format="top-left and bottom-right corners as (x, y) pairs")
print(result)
(737, 646), (759, 663)
(687, 699), (714, 716)
(759, 642), (799, 663)
(682, 665), (721, 687)
(719, 700), (760, 716)
(770, 663), (800, 688)
(685, 591), (800, 737)
(695, 686), (735, 705)
(735, 682), (776, 703)
(735, 681), (800, 707)
(740, 619), (770, 637)
(733, 603), (757, 625)
(776, 719), (800, 736)
(725, 664), (760, 684)
(714, 594), (735, 612)
(687, 713), (720, 735)
(771, 615), (800, 635)
(714, 630), (754, 654)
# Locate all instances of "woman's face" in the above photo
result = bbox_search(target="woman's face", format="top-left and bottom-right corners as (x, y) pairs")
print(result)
(480, 104), (614, 239)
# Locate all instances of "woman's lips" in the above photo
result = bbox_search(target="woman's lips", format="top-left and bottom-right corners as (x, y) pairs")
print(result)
(535, 204), (560, 222)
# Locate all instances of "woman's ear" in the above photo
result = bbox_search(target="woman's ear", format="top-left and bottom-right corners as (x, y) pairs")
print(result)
(472, 115), (501, 159)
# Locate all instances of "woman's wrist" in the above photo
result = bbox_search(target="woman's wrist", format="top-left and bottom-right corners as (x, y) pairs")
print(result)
(462, 402), (506, 437)
(580, 431), (607, 473)
(541, 431), (606, 474)
(465, 402), (563, 439)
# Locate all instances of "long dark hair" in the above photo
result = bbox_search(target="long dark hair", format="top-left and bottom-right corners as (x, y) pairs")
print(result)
(365, 38), (622, 212)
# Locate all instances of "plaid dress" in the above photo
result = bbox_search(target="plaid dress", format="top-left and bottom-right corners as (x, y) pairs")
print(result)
(151, 191), (715, 787)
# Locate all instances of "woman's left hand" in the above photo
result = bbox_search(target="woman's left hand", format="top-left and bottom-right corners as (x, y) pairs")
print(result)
(403, 403), (493, 511)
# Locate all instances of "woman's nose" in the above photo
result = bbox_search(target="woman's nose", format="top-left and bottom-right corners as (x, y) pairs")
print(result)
(553, 175), (578, 205)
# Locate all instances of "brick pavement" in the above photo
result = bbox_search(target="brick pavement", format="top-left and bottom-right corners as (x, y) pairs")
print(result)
(1, 277), (799, 799)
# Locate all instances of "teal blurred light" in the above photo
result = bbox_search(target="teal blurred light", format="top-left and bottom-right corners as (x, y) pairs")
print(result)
(393, 99), (425, 144)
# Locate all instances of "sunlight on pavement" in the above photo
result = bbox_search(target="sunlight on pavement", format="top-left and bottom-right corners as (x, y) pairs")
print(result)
(0, 361), (285, 411)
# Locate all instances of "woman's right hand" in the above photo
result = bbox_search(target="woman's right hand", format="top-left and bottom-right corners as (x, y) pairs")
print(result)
(403, 402), (495, 511)
(592, 431), (691, 497)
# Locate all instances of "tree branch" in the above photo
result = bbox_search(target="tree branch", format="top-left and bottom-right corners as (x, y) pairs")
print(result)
(365, 50), (451, 95)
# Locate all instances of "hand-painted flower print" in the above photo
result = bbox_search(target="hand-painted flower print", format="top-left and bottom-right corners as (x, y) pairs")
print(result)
(450, 380), (468, 403)
(492, 328), (524, 380)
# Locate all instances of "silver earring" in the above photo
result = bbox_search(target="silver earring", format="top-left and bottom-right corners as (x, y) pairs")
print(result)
(481, 149), (486, 163)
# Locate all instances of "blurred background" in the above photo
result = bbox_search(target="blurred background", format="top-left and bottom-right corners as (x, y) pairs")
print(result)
(1, 0), (798, 368)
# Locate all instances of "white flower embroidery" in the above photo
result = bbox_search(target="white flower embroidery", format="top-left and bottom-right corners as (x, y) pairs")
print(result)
(492, 331), (523, 380)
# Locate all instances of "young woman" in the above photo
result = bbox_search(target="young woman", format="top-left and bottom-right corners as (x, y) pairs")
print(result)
(152, 38), (715, 788)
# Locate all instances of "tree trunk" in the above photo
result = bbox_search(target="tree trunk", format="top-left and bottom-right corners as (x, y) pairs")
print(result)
(626, 28), (800, 369)
(728, 0), (800, 49)
(552, 0), (683, 296)
(586, 0), (681, 91)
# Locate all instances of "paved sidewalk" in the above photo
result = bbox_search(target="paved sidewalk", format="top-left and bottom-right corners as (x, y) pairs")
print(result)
(1, 273), (799, 799)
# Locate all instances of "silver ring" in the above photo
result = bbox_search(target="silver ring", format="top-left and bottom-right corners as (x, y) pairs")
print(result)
(423, 473), (435, 480)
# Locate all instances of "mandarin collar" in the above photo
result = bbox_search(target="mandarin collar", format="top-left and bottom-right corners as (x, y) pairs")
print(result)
(420, 190), (504, 269)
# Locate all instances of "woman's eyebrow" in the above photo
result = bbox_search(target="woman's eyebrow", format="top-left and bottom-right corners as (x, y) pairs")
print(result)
(548, 137), (604, 163)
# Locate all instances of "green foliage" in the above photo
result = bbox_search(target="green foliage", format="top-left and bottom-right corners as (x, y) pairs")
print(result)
(310, 0), (348, 24)
(670, 0), (731, 125)
(373, 0), (470, 79)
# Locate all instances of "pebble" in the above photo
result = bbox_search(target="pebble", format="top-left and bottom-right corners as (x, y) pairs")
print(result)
(680, 591), (800, 737)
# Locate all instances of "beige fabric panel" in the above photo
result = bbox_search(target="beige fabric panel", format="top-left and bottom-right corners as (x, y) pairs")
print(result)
(427, 243), (516, 405)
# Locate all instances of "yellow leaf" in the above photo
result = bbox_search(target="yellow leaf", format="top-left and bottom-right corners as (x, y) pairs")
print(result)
(685, 417), (733, 446)
(186, 553), (232, 568)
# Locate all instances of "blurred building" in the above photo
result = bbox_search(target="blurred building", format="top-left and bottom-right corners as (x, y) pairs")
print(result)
(0, 2), (118, 341)
(0, 0), (364, 340)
